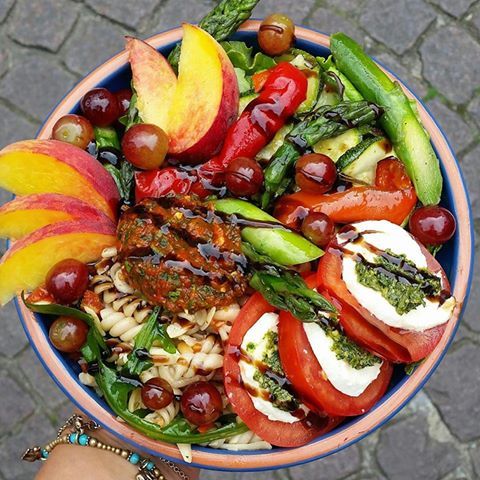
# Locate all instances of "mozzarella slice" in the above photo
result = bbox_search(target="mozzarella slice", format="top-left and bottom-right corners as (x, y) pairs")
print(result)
(339, 220), (455, 332)
(239, 312), (302, 424)
(303, 323), (382, 397)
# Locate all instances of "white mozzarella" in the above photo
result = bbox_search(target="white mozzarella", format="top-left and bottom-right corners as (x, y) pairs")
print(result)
(239, 312), (301, 424)
(339, 220), (455, 332)
(303, 323), (382, 397)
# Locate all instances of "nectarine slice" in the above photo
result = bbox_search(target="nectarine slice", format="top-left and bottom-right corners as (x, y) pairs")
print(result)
(0, 194), (114, 240)
(0, 140), (119, 220)
(0, 220), (117, 305)
(167, 24), (239, 162)
(126, 37), (177, 131)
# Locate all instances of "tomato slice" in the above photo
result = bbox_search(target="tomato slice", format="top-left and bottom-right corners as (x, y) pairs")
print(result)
(317, 240), (450, 363)
(274, 159), (417, 226)
(277, 275), (393, 417)
(223, 292), (342, 447)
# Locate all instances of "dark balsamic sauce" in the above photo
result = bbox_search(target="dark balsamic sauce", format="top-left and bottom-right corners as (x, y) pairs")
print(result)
(333, 226), (451, 305)
(226, 345), (305, 419)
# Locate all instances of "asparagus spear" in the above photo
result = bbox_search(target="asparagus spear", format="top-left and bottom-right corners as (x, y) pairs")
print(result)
(330, 33), (442, 206)
(250, 270), (336, 323)
(168, 0), (260, 70)
(261, 100), (382, 209)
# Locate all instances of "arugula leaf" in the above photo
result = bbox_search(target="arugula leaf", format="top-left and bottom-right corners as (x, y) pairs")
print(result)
(123, 308), (176, 377)
(80, 328), (103, 364)
(221, 41), (276, 74)
(96, 362), (249, 443)
(22, 293), (106, 351)
(118, 92), (142, 130)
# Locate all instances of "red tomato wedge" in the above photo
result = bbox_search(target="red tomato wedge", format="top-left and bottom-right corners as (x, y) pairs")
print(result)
(317, 238), (451, 363)
(223, 292), (342, 447)
(274, 158), (417, 226)
(278, 276), (393, 417)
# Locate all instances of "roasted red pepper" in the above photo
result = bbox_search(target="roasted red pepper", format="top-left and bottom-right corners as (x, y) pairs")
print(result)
(134, 62), (308, 201)
(199, 62), (308, 183)
(274, 158), (417, 227)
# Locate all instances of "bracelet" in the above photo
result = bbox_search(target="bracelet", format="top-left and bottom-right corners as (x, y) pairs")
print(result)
(22, 414), (190, 480)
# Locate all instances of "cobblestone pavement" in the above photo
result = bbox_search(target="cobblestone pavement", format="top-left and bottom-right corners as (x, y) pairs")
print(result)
(0, 0), (479, 479)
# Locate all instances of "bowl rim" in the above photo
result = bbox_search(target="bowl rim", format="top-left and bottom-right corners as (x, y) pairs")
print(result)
(15, 21), (474, 471)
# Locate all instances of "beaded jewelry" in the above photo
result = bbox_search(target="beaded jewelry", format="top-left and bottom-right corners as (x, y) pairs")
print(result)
(22, 414), (190, 480)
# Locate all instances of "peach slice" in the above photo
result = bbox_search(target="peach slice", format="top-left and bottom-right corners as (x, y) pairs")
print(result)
(0, 140), (119, 220)
(0, 194), (114, 240)
(167, 24), (239, 162)
(126, 37), (177, 131)
(0, 220), (117, 305)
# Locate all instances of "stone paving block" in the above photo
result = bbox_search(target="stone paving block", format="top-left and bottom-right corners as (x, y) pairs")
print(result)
(17, 347), (67, 408)
(306, 8), (365, 41)
(471, 5), (480, 33)
(430, 0), (476, 18)
(376, 411), (462, 480)
(0, 47), (9, 78)
(0, 411), (52, 480)
(151, 0), (215, 33)
(0, 55), (76, 121)
(360, 0), (435, 55)
(0, 300), (29, 357)
(425, 99), (475, 154)
(471, 443), (480, 477)
(0, 369), (35, 434)
(0, 0), (14, 24)
(253, 0), (316, 24)
(461, 145), (480, 223)
(289, 444), (361, 480)
(85, 0), (161, 30)
(0, 104), (37, 146)
(373, 51), (428, 97)
(426, 343), (480, 441)
(420, 25), (480, 105)
(467, 94), (480, 127)
(322, 0), (366, 16)
(63, 14), (128, 76)
(8, 0), (78, 52)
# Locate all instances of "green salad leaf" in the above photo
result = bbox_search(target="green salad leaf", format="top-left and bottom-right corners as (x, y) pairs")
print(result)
(221, 41), (276, 74)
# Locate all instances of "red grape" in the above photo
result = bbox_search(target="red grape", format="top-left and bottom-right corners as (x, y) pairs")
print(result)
(295, 153), (337, 194)
(141, 378), (174, 410)
(52, 114), (94, 150)
(122, 123), (169, 170)
(409, 206), (456, 245)
(46, 259), (89, 305)
(49, 316), (88, 353)
(81, 88), (120, 127)
(180, 382), (223, 426)
(225, 157), (264, 197)
(258, 14), (295, 56)
(301, 212), (335, 248)
(115, 89), (132, 116)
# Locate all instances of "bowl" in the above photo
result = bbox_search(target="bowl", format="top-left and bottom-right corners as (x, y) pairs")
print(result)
(15, 21), (474, 472)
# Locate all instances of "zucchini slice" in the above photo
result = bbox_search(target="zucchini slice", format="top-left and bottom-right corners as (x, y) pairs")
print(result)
(338, 137), (393, 184)
(313, 128), (362, 162)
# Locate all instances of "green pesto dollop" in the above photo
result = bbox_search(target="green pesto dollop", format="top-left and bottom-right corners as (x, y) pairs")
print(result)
(327, 328), (381, 369)
(355, 249), (441, 315)
(250, 330), (298, 412)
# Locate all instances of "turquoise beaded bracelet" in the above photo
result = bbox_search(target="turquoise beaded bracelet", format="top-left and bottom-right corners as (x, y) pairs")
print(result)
(22, 414), (189, 480)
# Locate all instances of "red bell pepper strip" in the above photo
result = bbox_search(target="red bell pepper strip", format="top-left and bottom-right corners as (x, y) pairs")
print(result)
(199, 62), (308, 184)
(274, 158), (417, 227)
(135, 63), (308, 201)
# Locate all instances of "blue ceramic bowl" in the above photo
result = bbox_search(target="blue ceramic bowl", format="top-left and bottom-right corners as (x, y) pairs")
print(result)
(15, 22), (474, 471)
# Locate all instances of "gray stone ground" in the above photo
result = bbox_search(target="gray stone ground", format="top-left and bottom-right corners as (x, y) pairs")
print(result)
(0, 0), (479, 479)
